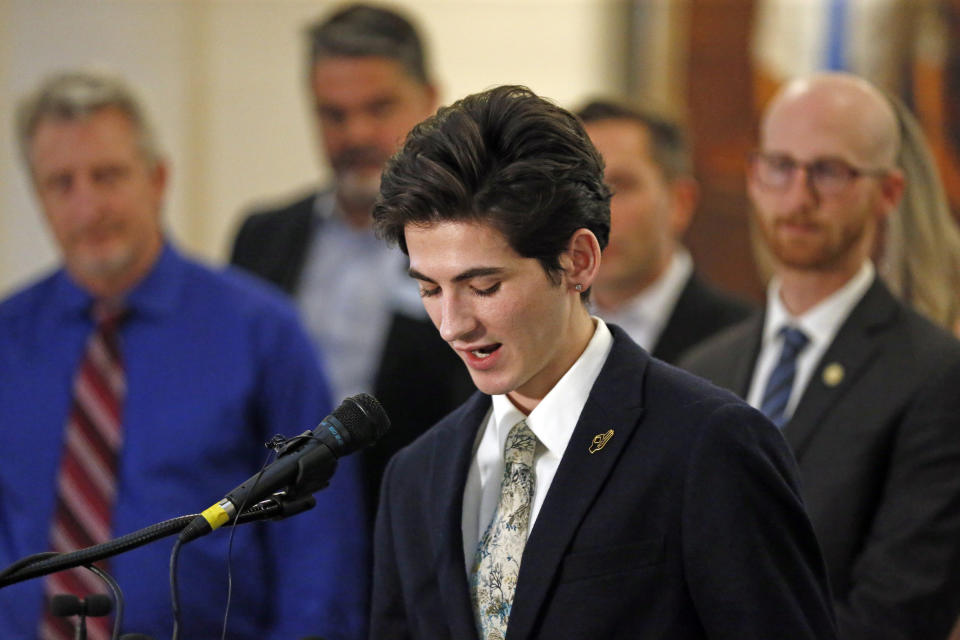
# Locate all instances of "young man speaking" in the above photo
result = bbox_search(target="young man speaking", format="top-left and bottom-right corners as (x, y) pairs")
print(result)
(369, 85), (837, 640)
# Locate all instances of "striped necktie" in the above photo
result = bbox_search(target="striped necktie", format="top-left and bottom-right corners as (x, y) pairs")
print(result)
(470, 419), (537, 640)
(760, 326), (809, 428)
(41, 305), (125, 640)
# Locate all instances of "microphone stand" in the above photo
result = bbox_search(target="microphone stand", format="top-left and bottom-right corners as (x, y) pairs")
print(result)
(0, 493), (316, 588)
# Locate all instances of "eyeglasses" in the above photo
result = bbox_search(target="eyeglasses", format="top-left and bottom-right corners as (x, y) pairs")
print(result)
(748, 151), (889, 197)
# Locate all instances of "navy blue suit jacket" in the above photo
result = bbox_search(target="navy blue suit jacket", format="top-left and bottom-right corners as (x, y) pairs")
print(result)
(371, 326), (837, 639)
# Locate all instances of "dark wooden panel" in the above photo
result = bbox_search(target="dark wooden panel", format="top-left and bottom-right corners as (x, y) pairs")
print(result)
(685, 0), (765, 302)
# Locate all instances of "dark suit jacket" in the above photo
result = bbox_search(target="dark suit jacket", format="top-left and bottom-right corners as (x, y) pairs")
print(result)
(230, 192), (475, 519)
(371, 325), (837, 639)
(652, 272), (754, 364)
(681, 278), (960, 640)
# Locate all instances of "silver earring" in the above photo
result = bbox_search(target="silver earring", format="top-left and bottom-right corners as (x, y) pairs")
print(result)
(575, 284), (583, 292)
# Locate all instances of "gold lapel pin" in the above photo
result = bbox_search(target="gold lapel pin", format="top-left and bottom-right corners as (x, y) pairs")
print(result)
(822, 362), (845, 387)
(589, 429), (614, 454)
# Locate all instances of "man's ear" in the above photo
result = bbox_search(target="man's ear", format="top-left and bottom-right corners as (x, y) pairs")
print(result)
(669, 176), (699, 238)
(561, 228), (602, 293)
(876, 168), (905, 221)
(423, 83), (440, 113)
(150, 160), (168, 194)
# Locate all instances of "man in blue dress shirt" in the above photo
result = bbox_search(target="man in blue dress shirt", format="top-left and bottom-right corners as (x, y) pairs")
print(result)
(0, 70), (367, 639)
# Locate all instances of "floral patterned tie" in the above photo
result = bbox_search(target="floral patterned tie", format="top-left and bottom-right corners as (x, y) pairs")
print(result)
(470, 419), (537, 640)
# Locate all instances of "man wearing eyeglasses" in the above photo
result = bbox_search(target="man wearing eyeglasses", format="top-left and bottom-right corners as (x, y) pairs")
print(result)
(682, 72), (960, 640)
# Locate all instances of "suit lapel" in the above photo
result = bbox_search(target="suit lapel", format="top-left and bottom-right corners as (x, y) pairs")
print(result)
(727, 314), (765, 397)
(428, 392), (490, 640)
(506, 328), (648, 639)
(784, 279), (898, 457)
(653, 273), (698, 362)
(285, 197), (322, 293)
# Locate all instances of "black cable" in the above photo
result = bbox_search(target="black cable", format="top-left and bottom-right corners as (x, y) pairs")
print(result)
(2, 434), (316, 638)
(220, 524), (236, 640)
(220, 448), (278, 640)
(0, 550), (59, 580)
(167, 445), (279, 640)
(0, 500), (304, 589)
(169, 537), (184, 640)
(86, 563), (125, 640)
(0, 515), (195, 587)
(18, 551), (125, 640)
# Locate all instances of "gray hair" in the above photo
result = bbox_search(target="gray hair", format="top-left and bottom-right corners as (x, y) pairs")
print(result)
(880, 92), (960, 332)
(306, 3), (431, 85)
(16, 69), (162, 172)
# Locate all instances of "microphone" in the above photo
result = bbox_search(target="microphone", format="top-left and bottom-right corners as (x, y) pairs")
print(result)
(179, 393), (389, 543)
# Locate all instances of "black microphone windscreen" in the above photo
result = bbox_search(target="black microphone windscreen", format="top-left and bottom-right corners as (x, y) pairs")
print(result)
(49, 594), (81, 617)
(48, 593), (112, 617)
(84, 593), (113, 617)
(335, 393), (391, 448)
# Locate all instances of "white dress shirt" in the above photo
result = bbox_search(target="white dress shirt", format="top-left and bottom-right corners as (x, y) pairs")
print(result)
(594, 249), (693, 352)
(747, 261), (875, 420)
(461, 318), (614, 570)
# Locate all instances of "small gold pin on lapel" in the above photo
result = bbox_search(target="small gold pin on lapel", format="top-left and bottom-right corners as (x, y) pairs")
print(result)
(589, 429), (614, 454)
(822, 362), (845, 387)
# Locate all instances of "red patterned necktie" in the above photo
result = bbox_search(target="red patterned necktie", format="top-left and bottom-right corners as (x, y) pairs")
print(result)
(41, 305), (125, 640)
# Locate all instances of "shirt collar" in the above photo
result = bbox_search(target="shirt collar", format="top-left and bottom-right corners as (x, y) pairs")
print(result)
(763, 260), (875, 349)
(51, 241), (183, 321)
(313, 190), (338, 221)
(634, 248), (693, 314)
(490, 317), (614, 458)
(313, 189), (384, 244)
(613, 248), (693, 325)
(51, 269), (96, 321)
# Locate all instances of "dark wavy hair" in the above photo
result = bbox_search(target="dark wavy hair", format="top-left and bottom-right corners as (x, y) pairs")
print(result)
(373, 85), (611, 299)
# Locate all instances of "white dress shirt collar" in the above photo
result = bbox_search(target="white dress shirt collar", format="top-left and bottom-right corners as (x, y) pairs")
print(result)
(462, 318), (614, 569)
(747, 261), (875, 415)
(762, 260), (875, 349)
(489, 316), (614, 457)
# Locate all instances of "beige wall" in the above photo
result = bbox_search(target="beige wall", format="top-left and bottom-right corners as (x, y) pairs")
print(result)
(0, 0), (628, 298)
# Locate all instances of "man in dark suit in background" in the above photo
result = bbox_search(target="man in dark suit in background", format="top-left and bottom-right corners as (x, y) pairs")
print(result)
(369, 85), (836, 640)
(576, 100), (753, 363)
(682, 72), (960, 640)
(230, 4), (473, 517)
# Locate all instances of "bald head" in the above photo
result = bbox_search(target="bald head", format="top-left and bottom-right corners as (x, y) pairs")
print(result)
(749, 73), (907, 294)
(762, 73), (900, 169)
